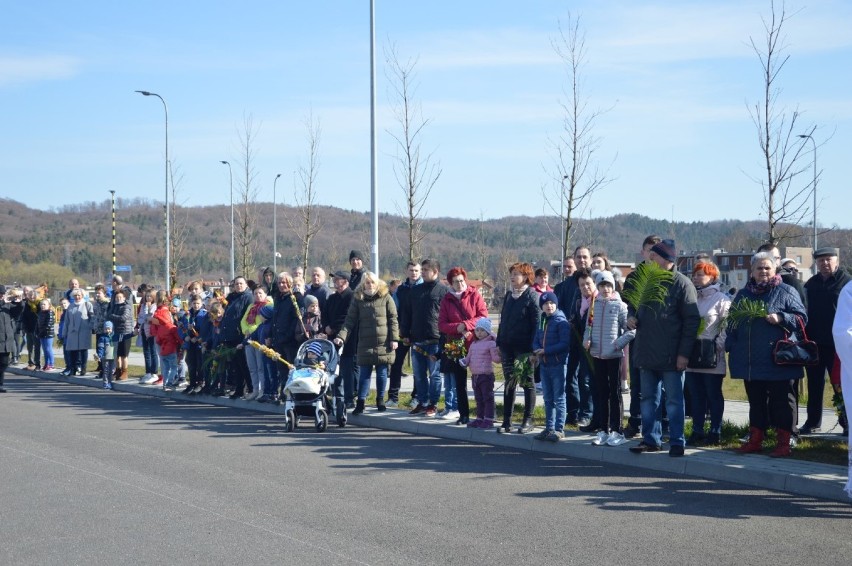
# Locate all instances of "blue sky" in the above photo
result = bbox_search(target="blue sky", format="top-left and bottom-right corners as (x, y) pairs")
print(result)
(2, 1), (851, 229)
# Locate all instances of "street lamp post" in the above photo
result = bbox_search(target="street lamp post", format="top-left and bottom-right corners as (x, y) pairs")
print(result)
(220, 161), (234, 281)
(272, 173), (282, 274)
(797, 133), (817, 257)
(135, 90), (170, 291)
(369, 0), (379, 275)
(109, 190), (116, 279)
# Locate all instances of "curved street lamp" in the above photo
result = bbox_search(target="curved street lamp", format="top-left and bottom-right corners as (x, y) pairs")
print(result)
(135, 90), (170, 291)
(273, 173), (282, 274)
(220, 160), (235, 281)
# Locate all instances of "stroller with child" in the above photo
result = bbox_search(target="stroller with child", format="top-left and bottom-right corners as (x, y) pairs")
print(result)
(281, 338), (340, 432)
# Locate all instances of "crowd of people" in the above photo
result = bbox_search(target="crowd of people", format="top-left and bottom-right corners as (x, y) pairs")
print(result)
(1, 241), (850, 467)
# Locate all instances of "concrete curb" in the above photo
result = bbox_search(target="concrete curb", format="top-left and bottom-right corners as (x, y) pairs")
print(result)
(10, 367), (850, 503)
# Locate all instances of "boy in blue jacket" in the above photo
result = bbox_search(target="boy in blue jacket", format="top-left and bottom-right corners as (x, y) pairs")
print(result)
(532, 292), (571, 441)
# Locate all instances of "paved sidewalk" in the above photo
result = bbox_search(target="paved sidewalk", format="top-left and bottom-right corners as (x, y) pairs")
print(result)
(8, 364), (850, 504)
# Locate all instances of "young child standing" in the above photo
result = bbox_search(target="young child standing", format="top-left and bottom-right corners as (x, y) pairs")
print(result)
(199, 300), (225, 395)
(101, 321), (117, 389)
(37, 298), (56, 371)
(583, 270), (635, 447)
(295, 294), (323, 343)
(178, 294), (208, 394)
(532, 292), (571, 441)
(460, 317), (501, 429)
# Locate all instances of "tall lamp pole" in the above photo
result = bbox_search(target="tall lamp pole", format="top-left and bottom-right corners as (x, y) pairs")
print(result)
(369, 0), (379, 275)
(797, 133), (817, 258)
(220, 160), (235, 281)
(135, 90), (169, 291)
(273, 173), (282, 274)
(109, 190), (116, 279)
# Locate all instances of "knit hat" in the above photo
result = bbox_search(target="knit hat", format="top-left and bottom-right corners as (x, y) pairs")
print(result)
(650, 238), (677, 263)
(594, 270), (615, 287)
(539, 291), (558, 308)
(304, 294), (318, 306)
(104, 321), (114, 333)
(305, 341), (324, 357)
(349, 250), (364, 262)
(474, 317), (492, 334)
(171, 297), (183, 309)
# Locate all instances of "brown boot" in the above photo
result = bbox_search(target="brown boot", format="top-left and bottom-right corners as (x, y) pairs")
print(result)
(737, 427), (764, 454)
(114, 368), (128, 381)
(769, 429), (792, 458)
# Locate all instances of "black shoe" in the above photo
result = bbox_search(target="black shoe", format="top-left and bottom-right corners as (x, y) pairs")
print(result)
(623, 423), (640, 438)
(629, 442), (662, 454)
(0, 387), (7, 393)
(578, 423), (599, 434)
(353, 399), (365, 415)
(181, 385), (193, 394)
(706, 432), (721, 445)
(228, 392), (241, 400)
(686, 433), (705, 447)
(496, 423), (512, 434)
(517, 419), (534, 434)
(669, 445), (685, 457)
(376, 403), (386, 413)
(565, 417), (579, 427)
(576, 417), (591, 428)
(456, 415), (469, 425)
(798, 423), (821, 435)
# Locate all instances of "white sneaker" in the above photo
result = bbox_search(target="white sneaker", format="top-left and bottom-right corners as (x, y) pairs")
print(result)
(592, 431), (609, 446)
(440, 410), (460, 421)
(140, 374), (158, 385)
(243, 391), (259, 401)
(606, 431), (627, 446)
(385, 399), (399, 407)
(407, 398), (419, 408)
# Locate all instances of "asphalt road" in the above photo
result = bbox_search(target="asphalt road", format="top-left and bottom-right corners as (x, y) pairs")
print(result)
(2, 374), (851, 566)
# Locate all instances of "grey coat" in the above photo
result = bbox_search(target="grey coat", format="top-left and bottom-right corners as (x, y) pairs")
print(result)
(63, 300), (94, 351)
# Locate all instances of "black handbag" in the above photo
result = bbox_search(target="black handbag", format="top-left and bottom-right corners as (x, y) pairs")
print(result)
(773, 316), (819, 366)
(688, 338), (718, 369)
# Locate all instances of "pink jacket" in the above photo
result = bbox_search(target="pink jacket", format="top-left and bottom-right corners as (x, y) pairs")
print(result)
(461, 334), (501, 375)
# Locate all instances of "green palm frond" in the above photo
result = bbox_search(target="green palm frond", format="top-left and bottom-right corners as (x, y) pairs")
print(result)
(621, 262), (675, 312)
(696, 318), (707, 337)
(513, 354), (534, 388)
(726, 298), (768, 330)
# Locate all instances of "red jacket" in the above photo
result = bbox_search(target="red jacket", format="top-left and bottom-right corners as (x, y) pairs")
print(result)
(158, 326), (183, 356)
(438, 286), (489, 348)
(151, 305), (175, 345)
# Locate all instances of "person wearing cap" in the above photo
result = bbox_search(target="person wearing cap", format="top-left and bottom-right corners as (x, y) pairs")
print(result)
(627, 238), (700, 457)
(582, 271), (635, 447)
(324, 271), (357, 413)
(801, 247), (851, 435)
(0, 285), (25, 393)
(531, 291), (570, 441)
(348, 250), (366, 290)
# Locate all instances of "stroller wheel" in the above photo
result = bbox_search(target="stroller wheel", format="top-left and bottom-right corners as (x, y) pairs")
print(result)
(285, 409), (296, 432)
(316, 410), (328, 433)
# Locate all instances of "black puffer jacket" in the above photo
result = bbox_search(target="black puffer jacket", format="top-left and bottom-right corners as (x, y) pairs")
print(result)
(0, 299), (25, 354)
(496, 287), (540, 353)
(220, 289), (253, 343)
(324, 288), (356, 356)
(405, 279), (449, 343)
(271, 291), (304, 347)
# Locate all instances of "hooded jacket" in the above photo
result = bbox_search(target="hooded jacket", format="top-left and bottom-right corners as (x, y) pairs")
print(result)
(337, 283), (399, 365)
(583, 296), (634, 360)
(533, 308), (570, 366)
(688, 283), (731, 375)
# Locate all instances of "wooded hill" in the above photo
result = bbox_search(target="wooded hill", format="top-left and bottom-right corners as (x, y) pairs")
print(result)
(1, 197), (849, 290)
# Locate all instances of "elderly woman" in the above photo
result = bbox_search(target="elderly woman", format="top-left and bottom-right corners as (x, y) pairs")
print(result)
(335, 272), (399, 415)
(726, 251), (807, 457)
(438, 266), (489, 425)
(496, 262), (541, 434)
(685, 262), (731, 446)
(61, 289), (94, 376)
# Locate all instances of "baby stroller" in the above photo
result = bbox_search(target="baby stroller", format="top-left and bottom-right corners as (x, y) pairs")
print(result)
(281, 338), (340, 432)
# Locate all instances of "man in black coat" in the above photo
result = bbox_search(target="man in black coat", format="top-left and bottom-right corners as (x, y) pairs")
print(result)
(0, 286), (25, 392)
(220, 277), (253, 399)
(801, 247), (851, 434)
(388, 261), (422, 406)
(325, 271), (357, 410)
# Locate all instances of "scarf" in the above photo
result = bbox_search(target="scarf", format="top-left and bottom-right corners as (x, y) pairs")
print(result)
(511, 284), (529, 300)
(246, 300), (266, 325)
(746, 274), (782, 296)
(580, 290), (597, 317)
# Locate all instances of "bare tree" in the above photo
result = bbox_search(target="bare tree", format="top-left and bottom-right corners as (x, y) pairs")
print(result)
(287, 112), (323, 271)
(235, 113), (260, 278)
(467, 213), (490, 281)
(544, 13), (613, 263)
(385, 42), (441, 263)
(168, 159), (191, 290)
(747, 0), (814, 245)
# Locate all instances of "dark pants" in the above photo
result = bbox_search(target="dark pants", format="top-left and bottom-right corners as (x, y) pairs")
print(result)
(804, 343), (836, 428)
(225, 341), (250, 395)
(142, 331), (159, 374)
(566, 347), (593, 422)
(628, 358), (642, 429)
(186, 347), (202, 386)
(339, 353), (358, 405)
(445, 362), (469, 420)
(25, 330), (41, 367)
(593, 357), (624, 433)
(472, 373), (496, 421)
(0, 352), (10, 386)
(744, 379), (796, 432)
(500, 347), (536, 425)
(685, 371), (725, 435)
(388, 342), (410, 402)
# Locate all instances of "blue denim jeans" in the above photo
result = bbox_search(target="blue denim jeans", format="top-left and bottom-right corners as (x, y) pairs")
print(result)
(142, 333), (158, 374)
(40, 337), (55, 367)
(640, 368), (685, 447)
(443, 372), (457, 411)
(411, 342), (442, 406)
(685, 371), (725, 435)
(358, 364), (388, 401)
(95, 333), (109, 362)
(161, 353), (178, 386)
(541, 363), (567, 432)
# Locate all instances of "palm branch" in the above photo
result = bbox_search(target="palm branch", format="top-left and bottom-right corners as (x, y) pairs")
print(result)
(621, 262), (675, 313)
(726, 298), (768, 330)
